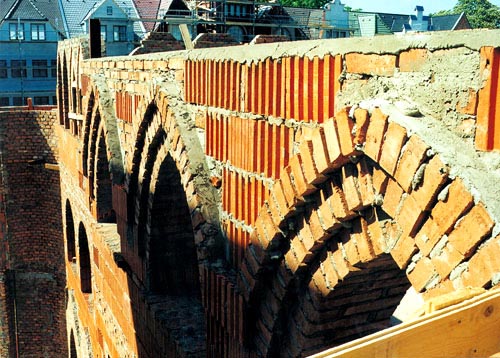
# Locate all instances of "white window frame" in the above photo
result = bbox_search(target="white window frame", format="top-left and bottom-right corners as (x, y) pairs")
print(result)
(31, 24), (46, 41)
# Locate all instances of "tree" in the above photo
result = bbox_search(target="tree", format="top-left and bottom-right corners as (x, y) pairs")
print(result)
(280, 0), (328, 9)
(433, 0), (500, 28)
(344, 6), (363, 12)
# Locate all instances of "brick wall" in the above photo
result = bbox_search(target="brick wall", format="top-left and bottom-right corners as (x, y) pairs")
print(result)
(130, 32), (186, 55)
(0, 110), (66, 358)
(56, 30), (500, 358)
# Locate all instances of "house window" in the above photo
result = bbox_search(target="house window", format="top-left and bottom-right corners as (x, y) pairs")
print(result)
(13, 97), (25, 106)
(107, 6), (113, 15)
(52, 96), (57, 105)
(11, 60), (27, 78)
(9, 23), (24, 40)
(113, 25), (127, 42)
(0, 98), (9, 107)
(31, 24), (46, 41)
(51, 59), (57, 77)
(100, 25), (107, 41)
(34, 96), (50, 105)
(0, 60), (7, 78)
(32, 60), (48, 77)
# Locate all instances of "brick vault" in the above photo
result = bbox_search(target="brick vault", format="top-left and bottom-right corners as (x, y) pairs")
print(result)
(1, 29), (500, 358)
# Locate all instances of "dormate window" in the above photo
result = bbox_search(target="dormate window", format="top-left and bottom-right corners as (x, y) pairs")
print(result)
(9, 23), (24, 40)
(31, 24), (46, 41)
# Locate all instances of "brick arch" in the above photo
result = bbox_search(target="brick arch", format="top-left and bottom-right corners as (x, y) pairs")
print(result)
(271, 250), (411, 357)
(83, 76), (125, 186)
(238, 107), (498, 356)
(127, 102), (163, 254)
(127, 102), (158, 216)
(95, 126), (116, 223)
(136, 126), (166, 257)
(132, 91), (224, 265)
(146, 149), (200, 296)
(82, 86), (123, 196)
(125, 94), (210, 354)
(58, 53), (70, 128)
(82, 90), (95, 177)
(87, 108), (101, 201)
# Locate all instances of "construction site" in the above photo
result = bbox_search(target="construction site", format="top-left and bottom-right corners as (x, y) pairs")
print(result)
(0, 13), (499, 358)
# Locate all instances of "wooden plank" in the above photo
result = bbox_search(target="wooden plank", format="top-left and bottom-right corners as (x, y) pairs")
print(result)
(309, 288), (500, 358)
(44, 163), (60, 171)
(178, 24), (193, 50)
(424, 287), (485, 314)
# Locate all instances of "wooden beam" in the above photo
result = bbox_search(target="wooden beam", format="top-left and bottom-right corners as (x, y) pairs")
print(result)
(44, 163), (60, 171)
(178, 24), (193, 50)
(309, 288), (500, 358)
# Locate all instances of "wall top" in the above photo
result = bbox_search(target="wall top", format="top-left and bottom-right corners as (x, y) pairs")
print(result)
(91, 29), (500, 64)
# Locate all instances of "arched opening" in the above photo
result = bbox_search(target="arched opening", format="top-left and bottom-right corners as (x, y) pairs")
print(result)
(148, 153), (200, 296)
(271, 250), (411, 357)
(137, 127), (164, 257)
(78, 223), (92, 294)
(127, 103), (157, 249)
(65, 200), (76, 261)
(95, 130), (115, 223)
(69, 330), (78, 358)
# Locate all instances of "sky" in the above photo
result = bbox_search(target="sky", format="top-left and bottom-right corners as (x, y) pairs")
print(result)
(342, 0), (500, 15)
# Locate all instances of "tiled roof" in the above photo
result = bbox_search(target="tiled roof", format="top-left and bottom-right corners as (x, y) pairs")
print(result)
(61, 0), (145, 38)
(116, 0), (147, 36)
(60, 0), (101, 37)
(377, 13), (410, 32)
(134, 0), (161, 31)
(282, 7), (323, 27)
(0, 0), (19, 24)
(278, 7), (323, 39)
(11, 0), (45, 20)
(430, 13), (462, 31)
(349, 11), (407, 35)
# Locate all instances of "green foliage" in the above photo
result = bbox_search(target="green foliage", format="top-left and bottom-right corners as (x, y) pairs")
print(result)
(344, 6), (363, 12)
(280, 0), (328, 9)
(432, 0), (500, 28)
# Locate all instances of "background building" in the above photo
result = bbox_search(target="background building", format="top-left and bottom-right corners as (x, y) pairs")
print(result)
(61, 0), (146, 56)
(0, 0), (147, 108)
(0, 0), (66, 106)
(349, 5), (471, 37)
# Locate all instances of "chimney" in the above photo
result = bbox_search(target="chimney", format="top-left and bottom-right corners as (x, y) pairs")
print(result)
(415, 5), (424, 21)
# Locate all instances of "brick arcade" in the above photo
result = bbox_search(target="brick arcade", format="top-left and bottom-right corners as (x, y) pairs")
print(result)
(1, 29), (500, 357)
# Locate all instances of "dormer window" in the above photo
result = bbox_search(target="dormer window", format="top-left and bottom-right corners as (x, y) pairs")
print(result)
(9, 23), (24, 40)
(107, 6), (113, 15)
(31, 24), (46, 41)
